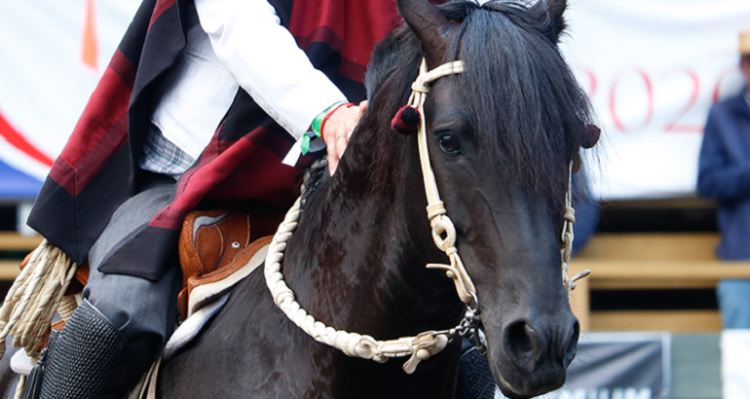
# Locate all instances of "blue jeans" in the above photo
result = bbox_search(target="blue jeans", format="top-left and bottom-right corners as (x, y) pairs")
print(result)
(717, 279), (750, 329)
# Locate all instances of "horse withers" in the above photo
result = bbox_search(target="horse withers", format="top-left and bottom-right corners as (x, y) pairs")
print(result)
(157, 0), (597, 397)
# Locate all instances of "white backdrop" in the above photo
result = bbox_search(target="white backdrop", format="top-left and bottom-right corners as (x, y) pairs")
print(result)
(560, 0), (750, 199)
(1, 0), (750, 200)
(722, 330), (750, 399)
(0, 0), (139, 181)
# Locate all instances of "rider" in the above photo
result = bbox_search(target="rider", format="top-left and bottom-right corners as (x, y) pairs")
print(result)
(22, 0), (399, 397)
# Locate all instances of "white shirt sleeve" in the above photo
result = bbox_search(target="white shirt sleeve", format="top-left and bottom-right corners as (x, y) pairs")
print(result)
(194, 0), (348, 139)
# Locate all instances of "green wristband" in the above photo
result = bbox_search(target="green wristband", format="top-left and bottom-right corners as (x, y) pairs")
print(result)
(312, 101), (346, 138)
(301, 134), (311, 155)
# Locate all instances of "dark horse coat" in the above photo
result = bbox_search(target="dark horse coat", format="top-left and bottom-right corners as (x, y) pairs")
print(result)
(27, 0), (401, 281)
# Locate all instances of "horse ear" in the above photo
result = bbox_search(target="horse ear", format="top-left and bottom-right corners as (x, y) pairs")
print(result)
(581, 125), (600, 149)
(530, 0), (567, 43)
(397, 0), (452, 67)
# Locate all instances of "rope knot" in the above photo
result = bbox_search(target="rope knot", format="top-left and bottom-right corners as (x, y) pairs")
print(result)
(564, 207), (575, 223)
(402, 332), (448, 374)
(426, 202), (446, 219)
(431, 217), (456, 250)
(411, 81), (430, 93)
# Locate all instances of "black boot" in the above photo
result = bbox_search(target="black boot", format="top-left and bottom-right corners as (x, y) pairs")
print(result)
(36, 299), (126, 399)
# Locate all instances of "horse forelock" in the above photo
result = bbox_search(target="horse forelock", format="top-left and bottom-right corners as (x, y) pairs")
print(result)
(363, 0), (593, 206)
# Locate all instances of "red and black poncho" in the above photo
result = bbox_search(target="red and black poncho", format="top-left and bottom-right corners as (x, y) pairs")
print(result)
(28, 0), (401, 280)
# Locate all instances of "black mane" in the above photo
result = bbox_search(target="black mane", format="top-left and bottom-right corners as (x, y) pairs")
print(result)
(363, 0), (593, 202)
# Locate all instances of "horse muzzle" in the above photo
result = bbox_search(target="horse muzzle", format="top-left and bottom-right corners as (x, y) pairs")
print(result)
(488, 313), (580, 398)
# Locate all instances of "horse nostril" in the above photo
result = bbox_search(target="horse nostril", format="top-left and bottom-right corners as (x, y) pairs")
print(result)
(508, 321), (534, 353)
(504, 320), (544, 371)
(563, 320), (580, 367)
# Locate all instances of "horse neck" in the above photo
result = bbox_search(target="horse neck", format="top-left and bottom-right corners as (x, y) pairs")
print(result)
(281, 111), (464, 338)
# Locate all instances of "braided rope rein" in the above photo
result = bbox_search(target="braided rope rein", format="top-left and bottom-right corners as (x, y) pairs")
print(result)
(0, 241), (79, 398)
(0, 240), (79, 361)
(265, 58), (587, 374)
(265, 197), (450, 374)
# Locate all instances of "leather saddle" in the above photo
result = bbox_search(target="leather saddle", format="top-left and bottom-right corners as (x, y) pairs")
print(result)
(176, 209), (282, 320)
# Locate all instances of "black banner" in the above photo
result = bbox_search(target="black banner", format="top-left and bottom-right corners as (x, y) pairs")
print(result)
(497, 332), (671, 399)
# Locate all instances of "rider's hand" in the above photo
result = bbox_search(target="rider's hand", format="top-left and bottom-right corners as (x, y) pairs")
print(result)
(323, 101), (368, 176)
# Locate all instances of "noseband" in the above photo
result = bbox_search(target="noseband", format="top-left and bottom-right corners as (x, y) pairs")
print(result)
(264, 59), (589, 374)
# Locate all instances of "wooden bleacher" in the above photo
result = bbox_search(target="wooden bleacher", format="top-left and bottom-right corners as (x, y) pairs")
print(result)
(0, 226), (745, 334)
(569, 233), (750, 332)
(0, 232), (42, 280)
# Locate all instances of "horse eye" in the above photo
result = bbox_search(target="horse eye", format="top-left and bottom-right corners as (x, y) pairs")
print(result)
(439, 134), (460, 154)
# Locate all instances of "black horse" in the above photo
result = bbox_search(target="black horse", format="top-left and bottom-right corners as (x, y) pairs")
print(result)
(158, 0), (595, 397)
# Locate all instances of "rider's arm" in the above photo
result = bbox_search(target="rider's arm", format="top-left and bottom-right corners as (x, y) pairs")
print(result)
(194, 0), (363, 174)
(194, 0), (345, 139)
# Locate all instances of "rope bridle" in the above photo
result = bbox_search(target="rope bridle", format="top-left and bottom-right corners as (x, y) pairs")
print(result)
(264, 58), (589, 374)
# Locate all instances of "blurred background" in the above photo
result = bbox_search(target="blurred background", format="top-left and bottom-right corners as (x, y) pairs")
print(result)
(1, 1), (750, 398)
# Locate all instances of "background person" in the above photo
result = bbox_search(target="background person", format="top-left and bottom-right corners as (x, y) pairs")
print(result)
(697, 29), (750, 329)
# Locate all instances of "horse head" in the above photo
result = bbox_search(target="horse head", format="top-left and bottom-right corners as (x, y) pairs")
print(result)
(364, 0), (597, 397)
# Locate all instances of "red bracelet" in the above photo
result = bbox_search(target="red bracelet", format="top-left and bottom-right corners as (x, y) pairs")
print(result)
(319, 103), (355, 143)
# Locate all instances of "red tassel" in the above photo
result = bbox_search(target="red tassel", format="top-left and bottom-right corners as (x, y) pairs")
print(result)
(391, 105), (421, 135)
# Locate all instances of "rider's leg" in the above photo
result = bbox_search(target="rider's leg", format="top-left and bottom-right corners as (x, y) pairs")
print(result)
(38, 180), (182, 398)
